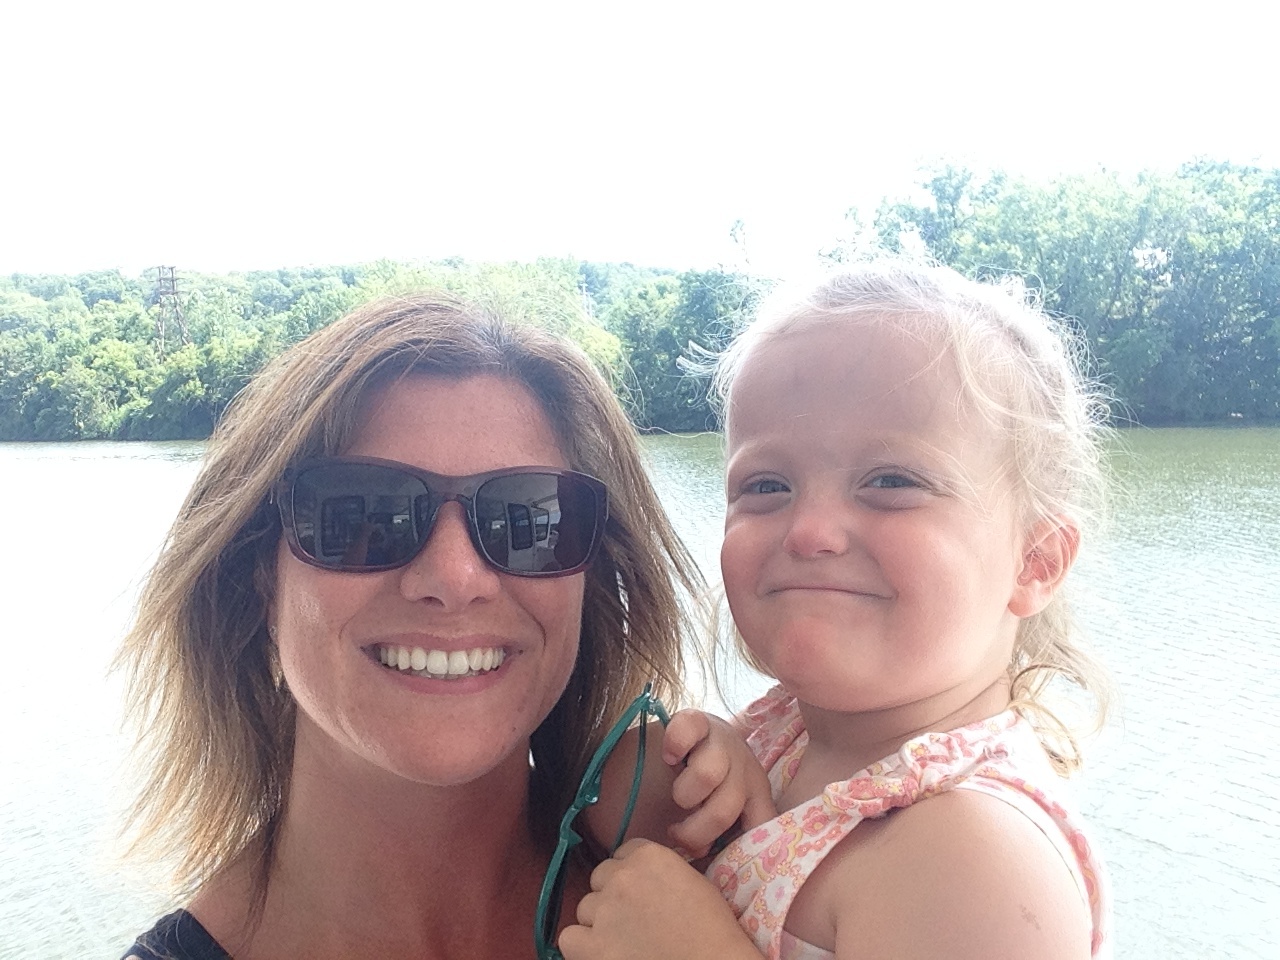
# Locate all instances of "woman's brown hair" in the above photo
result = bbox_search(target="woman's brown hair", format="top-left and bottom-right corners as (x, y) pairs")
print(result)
(117, 292), (702, 899)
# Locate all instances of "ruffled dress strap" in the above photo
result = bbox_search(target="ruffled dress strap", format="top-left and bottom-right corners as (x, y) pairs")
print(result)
(709, 686), (1100, 960)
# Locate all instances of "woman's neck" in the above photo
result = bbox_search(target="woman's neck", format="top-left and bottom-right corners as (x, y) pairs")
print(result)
(192, 735), (553, 959)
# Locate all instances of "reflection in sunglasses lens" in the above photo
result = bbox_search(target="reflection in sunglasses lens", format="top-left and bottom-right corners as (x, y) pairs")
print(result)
(285, 461), (603, 578)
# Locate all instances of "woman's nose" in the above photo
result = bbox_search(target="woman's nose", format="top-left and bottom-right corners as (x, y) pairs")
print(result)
(781, 493), (852, 558)
(398, 502), (501, 606)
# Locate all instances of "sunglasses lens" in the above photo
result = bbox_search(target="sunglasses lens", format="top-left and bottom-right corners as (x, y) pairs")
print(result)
(474, 473), (602, 575)
(289, 462), (431, 569)
(285, 462), (604, 576)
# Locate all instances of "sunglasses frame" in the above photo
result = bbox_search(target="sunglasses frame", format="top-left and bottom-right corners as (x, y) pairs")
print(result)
(533, 682), (671, 960)
(274, 455), (608, 579)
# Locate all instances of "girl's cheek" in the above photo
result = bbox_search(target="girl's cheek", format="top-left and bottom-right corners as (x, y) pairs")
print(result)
(720, 526), (759, 592)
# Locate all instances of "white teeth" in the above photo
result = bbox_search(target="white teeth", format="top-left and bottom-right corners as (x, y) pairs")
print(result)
(374, 644), (506, 679)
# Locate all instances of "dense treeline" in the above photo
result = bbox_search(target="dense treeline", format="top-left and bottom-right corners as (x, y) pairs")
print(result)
(1, 160), (1277, 441)
(868, 161), (1280, 424)
(0, 259), (749, 440)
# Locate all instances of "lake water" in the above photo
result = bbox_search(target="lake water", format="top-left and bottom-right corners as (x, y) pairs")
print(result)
(1, 429), (1278, 958)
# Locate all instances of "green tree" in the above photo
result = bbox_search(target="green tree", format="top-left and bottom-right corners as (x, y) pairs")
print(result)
(875, 162), (1280, 423)
(604, 269), (753, 431)
(74, 269), (137, 307)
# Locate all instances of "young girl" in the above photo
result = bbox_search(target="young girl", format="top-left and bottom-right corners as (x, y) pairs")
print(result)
(561, 261), (1112, 960)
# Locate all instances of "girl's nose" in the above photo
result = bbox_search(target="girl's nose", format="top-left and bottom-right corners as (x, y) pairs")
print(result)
(398, 502), (501, 606)
(781, 494), (852, 558)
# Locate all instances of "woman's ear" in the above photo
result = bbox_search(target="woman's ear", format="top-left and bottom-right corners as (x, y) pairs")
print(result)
(1009, 517), (1080, 618)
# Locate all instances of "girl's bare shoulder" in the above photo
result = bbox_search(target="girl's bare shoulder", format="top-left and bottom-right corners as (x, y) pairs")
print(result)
(793, 789), (1093, 960)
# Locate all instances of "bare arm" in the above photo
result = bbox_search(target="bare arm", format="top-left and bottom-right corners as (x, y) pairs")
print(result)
(830, 790), (1093, 960)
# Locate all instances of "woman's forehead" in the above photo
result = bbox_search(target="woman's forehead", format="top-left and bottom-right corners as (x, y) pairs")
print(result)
(345, 373), (569, 472)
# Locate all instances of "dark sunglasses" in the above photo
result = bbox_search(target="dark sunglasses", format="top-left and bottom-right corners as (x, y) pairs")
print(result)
(275, 456), (608, 578)
(534, 683), (670, 960)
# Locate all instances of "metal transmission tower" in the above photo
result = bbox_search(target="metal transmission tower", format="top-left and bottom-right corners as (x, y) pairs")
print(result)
(151, 265), (189, 357)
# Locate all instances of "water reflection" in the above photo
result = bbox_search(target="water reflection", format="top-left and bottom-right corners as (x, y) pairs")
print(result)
(0, 442), (205, 956)
(1, 429), (1277, 959)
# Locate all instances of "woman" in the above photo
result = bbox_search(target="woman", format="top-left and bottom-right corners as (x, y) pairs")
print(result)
(118, 292), (701, 959)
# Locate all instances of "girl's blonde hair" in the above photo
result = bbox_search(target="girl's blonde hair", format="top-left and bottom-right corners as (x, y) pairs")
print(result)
(117, 292), (702, 900)
(711, 260), (1112, 773)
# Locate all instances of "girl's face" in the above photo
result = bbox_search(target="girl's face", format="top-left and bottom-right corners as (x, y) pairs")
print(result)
(271, 374), (586, 788)
(721, 319), (1043, 718)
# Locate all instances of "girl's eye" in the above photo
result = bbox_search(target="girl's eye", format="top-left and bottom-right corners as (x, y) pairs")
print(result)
(861, 472), (930, 509)
(745, 478), (790, 495)
(867, 474), (918, 490)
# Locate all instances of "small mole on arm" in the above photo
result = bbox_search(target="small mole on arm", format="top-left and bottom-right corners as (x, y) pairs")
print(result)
(1020, 904), (1042, 930)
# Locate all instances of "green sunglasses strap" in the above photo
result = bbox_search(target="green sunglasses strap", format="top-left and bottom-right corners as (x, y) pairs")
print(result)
(611, 695), (672, 851)
(534, 685), (670, 960)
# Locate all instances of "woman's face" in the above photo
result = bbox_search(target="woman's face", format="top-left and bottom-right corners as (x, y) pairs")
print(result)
(271, 374), (586, 788)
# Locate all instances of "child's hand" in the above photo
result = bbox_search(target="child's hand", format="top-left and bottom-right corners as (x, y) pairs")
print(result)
(661, 709), (777, 859)
(559, 839), (762, 960)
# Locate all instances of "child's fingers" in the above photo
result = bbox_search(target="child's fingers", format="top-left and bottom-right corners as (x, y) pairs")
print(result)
(661, 709), (711, 766)
(670, 747), (730, 810)
(667, 786), (744, 857)
(671, 753), (778, 853)
(740, 772), (778, 830)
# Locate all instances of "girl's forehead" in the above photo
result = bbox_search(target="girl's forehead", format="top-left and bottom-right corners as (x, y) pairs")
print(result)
(741, 311), (947, 370)
(722, 321), (1011, 470)
(728, 321), (956, 413)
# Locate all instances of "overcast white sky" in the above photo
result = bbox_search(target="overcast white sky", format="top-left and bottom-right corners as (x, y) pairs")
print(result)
(2, 0), (1277, 279)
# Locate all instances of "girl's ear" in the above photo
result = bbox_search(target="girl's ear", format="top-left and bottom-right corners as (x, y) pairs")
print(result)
(1009, 517), (1080, 618)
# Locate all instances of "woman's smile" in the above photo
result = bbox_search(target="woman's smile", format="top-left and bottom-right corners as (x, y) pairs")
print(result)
(371, 641), (508, 679)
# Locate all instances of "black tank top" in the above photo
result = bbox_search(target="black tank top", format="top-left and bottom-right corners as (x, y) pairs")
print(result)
(122, 910), (231, 960)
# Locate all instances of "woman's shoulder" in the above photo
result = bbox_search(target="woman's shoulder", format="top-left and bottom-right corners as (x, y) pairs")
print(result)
(827, 789), (1094, 959)
(122, 909), (232, 960)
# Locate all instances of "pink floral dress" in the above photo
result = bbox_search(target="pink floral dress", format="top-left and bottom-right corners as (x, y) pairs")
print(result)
(705, 686), (1110, 960)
